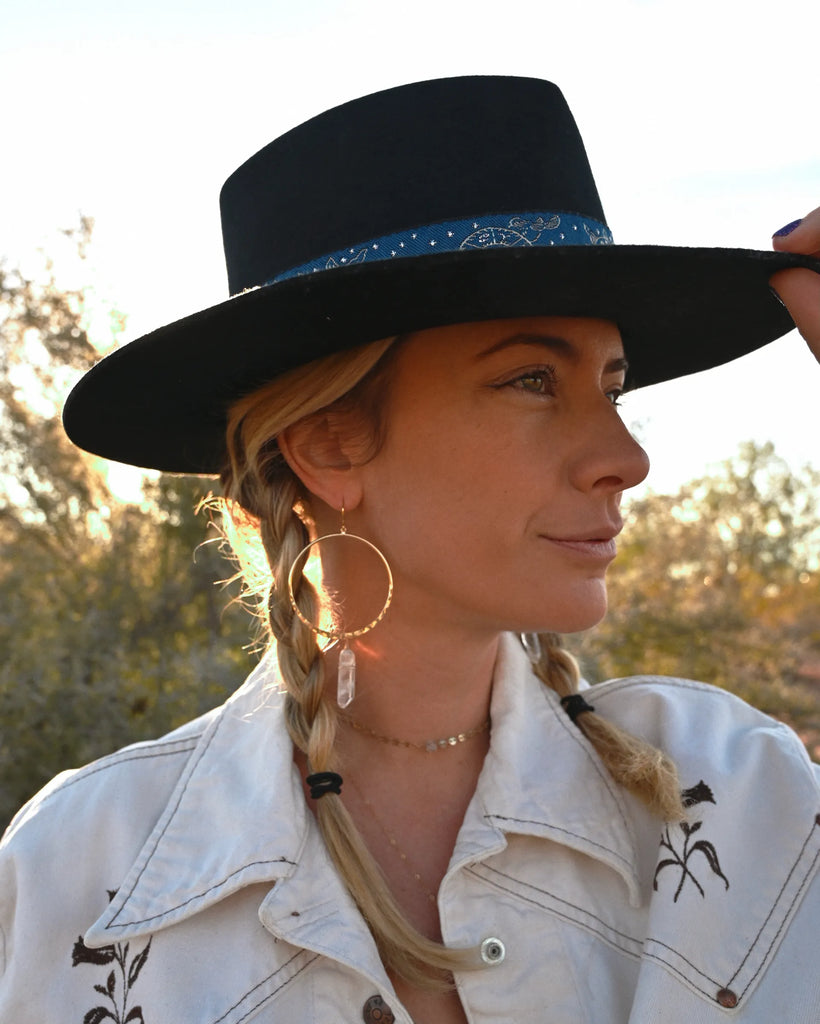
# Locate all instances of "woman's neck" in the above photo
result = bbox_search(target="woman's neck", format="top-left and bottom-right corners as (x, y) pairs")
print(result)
(323, 618), (501, 750)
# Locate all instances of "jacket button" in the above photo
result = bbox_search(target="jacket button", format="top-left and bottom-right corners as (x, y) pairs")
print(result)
(716, 988), (738, 1008)
(480, 936), (506, 964)
(362, 994), (395, 1023)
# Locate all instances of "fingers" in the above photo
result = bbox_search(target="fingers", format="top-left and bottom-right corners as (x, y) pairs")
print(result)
(770, 207), (820, 360)
(772, 207), (820, 257)
(769, 267), (820, 360)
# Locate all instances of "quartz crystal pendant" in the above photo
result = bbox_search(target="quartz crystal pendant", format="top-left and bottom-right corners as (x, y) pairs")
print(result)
(337, 645), (356, 708)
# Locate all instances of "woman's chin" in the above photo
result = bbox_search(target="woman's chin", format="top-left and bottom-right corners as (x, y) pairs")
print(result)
(513, 580), (608, 635)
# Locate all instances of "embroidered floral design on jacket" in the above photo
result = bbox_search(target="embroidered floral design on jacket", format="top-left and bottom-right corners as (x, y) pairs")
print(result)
(653, 781), (730, 902)
(71, 890), (152, 1024)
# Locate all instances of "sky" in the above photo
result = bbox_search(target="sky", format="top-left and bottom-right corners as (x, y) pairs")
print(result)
(2, 0), (819, 499)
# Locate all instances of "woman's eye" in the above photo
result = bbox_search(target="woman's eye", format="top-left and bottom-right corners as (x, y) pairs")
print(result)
(606, 388), (624, 408)
(507, 369), (556, 395)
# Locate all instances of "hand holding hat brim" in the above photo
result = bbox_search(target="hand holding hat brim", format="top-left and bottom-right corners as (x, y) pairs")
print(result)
(771, 207), (820, 360)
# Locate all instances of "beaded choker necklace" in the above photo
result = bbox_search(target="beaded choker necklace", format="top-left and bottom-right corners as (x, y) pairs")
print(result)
(344, 715), (490, 753)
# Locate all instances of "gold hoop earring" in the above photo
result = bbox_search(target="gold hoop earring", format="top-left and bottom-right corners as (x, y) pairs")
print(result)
(287, 505), (393, 708)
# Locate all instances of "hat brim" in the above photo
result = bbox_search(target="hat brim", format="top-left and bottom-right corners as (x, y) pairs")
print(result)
(63, 245), (819, 474)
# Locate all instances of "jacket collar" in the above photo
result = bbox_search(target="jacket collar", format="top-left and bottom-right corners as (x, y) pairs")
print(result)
(455, 635), (641, 904)
(84, 654), (310, 945)
(85, 634), (641, 948)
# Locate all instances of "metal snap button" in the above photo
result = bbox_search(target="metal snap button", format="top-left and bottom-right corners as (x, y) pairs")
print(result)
(362, 993), (395, 1023)
(480, 936), (506, 964)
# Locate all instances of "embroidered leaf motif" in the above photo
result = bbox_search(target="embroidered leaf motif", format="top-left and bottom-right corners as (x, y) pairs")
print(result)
(84, 1009), (117, 1024)
(690, 840), (730, 890)
(654, 781), (730, 902)
(72, 892), (153, 1024)
(72, 938), (118, 967)
(128, 941), (152, 987)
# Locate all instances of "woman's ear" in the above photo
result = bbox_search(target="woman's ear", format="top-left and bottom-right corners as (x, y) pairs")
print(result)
(278, 413), (364, 511)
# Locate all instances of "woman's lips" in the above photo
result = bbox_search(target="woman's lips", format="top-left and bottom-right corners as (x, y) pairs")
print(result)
(541, 536), (618, 560)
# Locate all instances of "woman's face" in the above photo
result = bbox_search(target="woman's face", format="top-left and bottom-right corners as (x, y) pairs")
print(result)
(350, 316), (649, 637)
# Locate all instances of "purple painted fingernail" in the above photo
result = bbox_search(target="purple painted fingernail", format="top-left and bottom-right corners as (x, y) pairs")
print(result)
(773, 219), (802, 238)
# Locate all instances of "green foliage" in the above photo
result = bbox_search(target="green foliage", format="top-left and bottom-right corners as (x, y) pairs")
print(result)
(0, 226), (256, 832)
(570, 442), (820, 758)
(0, 218), (107, 532)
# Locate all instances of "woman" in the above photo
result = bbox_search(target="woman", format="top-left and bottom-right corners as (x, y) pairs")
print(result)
(1, 76), (819, 1023)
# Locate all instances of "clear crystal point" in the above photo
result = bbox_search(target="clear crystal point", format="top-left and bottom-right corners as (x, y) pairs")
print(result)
(337, 646), (356, 708)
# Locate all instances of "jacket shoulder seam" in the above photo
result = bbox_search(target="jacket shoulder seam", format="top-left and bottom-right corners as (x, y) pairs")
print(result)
(592, 675), (736, 699)
(43, 737), (201, 800)
(70, 737), (199, 779)
(4, 738), (202, 834)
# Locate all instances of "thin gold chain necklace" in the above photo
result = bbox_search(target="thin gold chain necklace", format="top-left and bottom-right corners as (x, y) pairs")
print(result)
(347, 778), (439, 903)
(344, 714), (490, 752)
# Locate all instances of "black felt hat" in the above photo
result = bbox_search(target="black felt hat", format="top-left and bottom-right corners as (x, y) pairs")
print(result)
(63, 75), (818, 474)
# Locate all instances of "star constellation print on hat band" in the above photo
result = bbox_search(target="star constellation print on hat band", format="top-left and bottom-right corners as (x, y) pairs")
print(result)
(271, 212), (613, 283)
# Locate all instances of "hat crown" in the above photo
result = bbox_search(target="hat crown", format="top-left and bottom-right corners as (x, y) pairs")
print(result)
(219, 76), (606, 295)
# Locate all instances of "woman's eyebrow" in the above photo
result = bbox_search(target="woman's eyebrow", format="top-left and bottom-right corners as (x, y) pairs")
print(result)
(474, 332), (629, 374)
(606, 356), (630, 375)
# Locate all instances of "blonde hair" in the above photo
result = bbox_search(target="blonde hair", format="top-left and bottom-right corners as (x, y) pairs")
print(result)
(218, 336), (684, 990)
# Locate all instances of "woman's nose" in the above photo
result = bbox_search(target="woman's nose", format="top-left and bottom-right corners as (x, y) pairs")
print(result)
(568, 404), (650, 495)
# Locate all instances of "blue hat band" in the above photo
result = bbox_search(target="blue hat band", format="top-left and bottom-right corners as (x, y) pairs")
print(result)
(271, 211), (613, 284)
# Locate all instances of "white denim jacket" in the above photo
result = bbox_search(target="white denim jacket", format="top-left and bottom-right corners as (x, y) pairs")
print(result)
(1, 635), (819, 1023)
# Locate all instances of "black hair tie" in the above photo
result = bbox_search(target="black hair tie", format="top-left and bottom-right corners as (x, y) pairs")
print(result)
(560, 694), (596, 724)
(306, 771), (343, 799)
